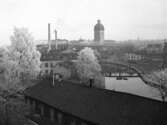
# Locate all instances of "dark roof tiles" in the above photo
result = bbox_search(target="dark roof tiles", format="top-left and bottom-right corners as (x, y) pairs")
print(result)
(25, 80), (167, 125)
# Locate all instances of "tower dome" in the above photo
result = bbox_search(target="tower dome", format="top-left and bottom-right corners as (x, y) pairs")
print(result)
(94, 20), (104, 31)
(94, 20), (105, 44)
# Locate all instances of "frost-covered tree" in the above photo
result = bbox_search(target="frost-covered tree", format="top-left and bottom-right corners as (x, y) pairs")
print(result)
(149, 70), (167, 101)
(76, 47), (105, 88)
(0, 27), (41, 105)
(0, 27), (40, 125)
(3, 27), (41, 86)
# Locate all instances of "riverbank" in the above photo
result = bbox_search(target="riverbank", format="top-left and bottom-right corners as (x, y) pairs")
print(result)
(105, 77), (162, 101)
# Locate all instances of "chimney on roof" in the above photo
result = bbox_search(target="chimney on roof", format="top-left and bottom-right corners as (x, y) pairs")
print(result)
(89, 78), (94, 88)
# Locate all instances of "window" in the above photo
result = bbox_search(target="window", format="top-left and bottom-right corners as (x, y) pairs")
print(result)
(44, 105), (50, 118)
(50, 63), (53, 67)
(50, 70), (53, 74)
(45, 62), (48, 67)
(45, 70), (48, 74)
(36, 102), (41, 114)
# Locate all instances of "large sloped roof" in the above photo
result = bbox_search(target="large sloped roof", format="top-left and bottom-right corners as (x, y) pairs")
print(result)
(25, 80), (167, 125)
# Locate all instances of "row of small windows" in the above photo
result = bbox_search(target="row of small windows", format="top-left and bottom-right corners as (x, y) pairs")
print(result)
(44, 62), (54, 68)
(45, 69), (53, 74)
(26, 97), (90, 125)
(45, 63), (48, 67)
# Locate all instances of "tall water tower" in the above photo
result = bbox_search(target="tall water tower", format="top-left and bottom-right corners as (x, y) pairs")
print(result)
(94, 20), (105, 44)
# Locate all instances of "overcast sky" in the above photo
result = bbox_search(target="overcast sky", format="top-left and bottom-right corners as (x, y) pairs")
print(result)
(0, 0), (166, 45)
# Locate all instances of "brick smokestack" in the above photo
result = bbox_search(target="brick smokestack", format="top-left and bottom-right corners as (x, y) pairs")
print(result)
(48, 23), (51, 42)
(48, 23), (51, 51)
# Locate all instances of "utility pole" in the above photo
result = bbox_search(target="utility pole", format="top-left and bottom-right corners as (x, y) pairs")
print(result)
(52, 73), (55, 86)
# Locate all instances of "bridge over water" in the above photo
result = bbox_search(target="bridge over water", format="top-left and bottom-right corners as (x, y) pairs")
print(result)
(100, 60), (167, 94)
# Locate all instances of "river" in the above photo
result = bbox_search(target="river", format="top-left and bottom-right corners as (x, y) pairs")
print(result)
(105, 77), (162, 101)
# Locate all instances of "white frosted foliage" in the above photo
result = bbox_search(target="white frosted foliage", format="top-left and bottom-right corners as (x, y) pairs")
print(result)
(2, 27), (41, 89)
(76, 47), (104, 88)
(149, 69), (167, 101)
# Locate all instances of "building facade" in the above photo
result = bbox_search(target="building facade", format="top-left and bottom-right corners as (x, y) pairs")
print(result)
(125, 53), (144, 62)
(25, 97), (90, 125)
(146, 43), (163, 54)
(162, 41), (167, 68)
(37, 23), (70, 76)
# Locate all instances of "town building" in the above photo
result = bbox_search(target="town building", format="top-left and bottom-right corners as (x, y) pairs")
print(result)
(71, 20), (114, 46)
(124, 53), (144, 62)
(37, 23), (70, 75)
(162, 40), (167, 68)
(39, 50), (76, 76)
(24, 79), (167, 125)
(146, 43), (163, 54)
(94, 20), (104, 44)
(37, 21), (117, 76)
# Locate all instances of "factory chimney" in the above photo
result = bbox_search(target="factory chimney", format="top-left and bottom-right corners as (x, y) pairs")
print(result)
(48, 23), (51, 51)
(54, 29), (58, 49)
(54, 29), (57, 40)
(48, 23), (51, 42)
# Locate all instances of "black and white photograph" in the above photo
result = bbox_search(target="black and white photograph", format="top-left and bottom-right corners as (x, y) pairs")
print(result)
(0, 0), (166, 125)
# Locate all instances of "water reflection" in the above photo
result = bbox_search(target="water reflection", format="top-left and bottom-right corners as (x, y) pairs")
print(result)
(105, 77), (161, 101)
